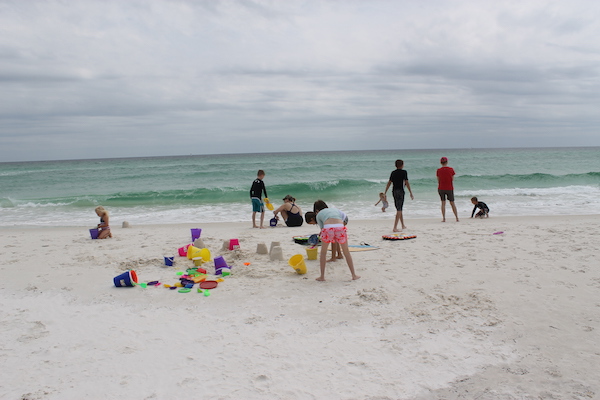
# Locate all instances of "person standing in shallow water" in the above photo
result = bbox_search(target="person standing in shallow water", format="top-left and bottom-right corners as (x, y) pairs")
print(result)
(384, 159), (414, 232)
(437, 157), (459, 222)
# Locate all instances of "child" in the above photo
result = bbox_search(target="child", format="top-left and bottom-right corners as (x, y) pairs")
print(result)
(312, 200), (347, 262)
(305, 200), (359, 281)
(437, 157), (459, 222)
(374, 192), (389, 212)
(384, 159), (414, 231)
(95, 206), (112, 239)
(470, 197), (490, 218)
(250, 169), (268, 229)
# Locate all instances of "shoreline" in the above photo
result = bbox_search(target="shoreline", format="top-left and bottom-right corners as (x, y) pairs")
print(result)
(1, 214), (599, 399)
(1, 212), (599, 230)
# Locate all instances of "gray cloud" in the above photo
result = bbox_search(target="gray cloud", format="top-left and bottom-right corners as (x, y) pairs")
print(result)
(0, 0), (599, 161)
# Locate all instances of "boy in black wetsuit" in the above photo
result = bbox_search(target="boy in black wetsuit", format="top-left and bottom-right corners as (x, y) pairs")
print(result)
(470, 197), (490, 218)
(250, 169), (268, 228)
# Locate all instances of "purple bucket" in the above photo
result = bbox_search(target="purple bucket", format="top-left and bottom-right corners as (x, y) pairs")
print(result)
(214, 256), (228, 275)
(191, 228), (202, 241)
(90, 228), (99, 239)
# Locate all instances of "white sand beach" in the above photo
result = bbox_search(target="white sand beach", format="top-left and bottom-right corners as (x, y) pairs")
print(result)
(1, 215), (599, 399)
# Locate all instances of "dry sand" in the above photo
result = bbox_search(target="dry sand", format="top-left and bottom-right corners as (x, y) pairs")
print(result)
(1, 215), (599, 399)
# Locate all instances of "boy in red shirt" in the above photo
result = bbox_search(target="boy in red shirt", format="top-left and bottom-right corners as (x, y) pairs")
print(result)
(436, 157), (459, 222)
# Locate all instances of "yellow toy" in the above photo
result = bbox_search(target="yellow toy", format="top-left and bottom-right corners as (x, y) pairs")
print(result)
(264, 197), (274, 211)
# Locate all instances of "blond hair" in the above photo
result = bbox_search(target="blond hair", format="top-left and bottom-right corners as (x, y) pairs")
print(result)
(95, 206), (109, 216)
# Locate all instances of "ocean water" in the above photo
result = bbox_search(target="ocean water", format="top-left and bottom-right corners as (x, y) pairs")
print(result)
(1, 147), (599, 227)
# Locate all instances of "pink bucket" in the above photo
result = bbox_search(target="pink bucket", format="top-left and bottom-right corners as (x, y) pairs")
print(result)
(229, 238), (240, 250)
(178, 244), (192, 257)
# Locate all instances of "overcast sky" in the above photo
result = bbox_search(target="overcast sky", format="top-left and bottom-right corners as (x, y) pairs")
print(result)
(1, 0), (599, 162)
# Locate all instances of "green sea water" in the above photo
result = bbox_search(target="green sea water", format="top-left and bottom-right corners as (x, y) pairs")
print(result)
(1, 147), (598, 226)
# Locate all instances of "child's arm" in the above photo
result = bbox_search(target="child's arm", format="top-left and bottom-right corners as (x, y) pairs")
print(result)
(405, 180), (414, 200)
(374, 199), (381, 206)
(383, 180), (392, 196)
(471, 205), (477, 218)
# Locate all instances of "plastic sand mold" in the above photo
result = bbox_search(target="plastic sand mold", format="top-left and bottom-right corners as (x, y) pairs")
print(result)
(382, 234), (417, 240)
(264, 198), (274, 211)
(199, 281), (218, 289)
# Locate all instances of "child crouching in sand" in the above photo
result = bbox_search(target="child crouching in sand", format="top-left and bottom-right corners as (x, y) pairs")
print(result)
(470, 197), (490, 218)
(95, 206), (112, 239)
(305, 201), (360, 281)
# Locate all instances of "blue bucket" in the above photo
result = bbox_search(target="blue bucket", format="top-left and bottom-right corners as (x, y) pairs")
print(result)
(90, 228), (99, 239)
(113, 270), (138, 287)
(164, 256), (174, 266)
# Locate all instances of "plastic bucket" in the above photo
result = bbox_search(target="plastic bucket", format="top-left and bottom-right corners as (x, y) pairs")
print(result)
(229, 239), (240, 250)
(187, 245), (201, 259)
(214, 255), (228, 275)
(113, 270), (138, 287)
(164, 256), (174, 266)
(191, 228), (202, 241)
(90, 228), (99, 239)
(288, 254), (307, 275)
(270, 218), (278, 227)
(306, 247), (318, 260)
(199, 248), (211, 262)
(178, 244), (192, 257)
(214, 256), (228, 268)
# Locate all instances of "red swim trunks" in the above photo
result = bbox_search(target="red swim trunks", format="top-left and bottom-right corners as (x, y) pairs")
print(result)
(320, 225), (348, 244)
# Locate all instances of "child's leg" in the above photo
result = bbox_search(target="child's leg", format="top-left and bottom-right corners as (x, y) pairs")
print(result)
(328, 243), (336, 262)
(252, 211), (258, 228)
(339, 241), (360, 280)
(259, 211), (265, 228)
(329, 243), (342, 261)
(449, 201), (459, 222)
(440, 200), (446, 222)
(317, 242), (329, 281)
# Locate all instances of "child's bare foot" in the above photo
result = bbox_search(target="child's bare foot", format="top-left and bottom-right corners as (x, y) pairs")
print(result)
(260, 226), (266, 229)
(327, 258), (337, 263)
(401, 225), (407, 230)
(441, 219), (446, 222)
(336, 255), (344, 259)
(393, 228), (402, 232)
(352, 275), (361, 280)
(316, 276), (326, 281)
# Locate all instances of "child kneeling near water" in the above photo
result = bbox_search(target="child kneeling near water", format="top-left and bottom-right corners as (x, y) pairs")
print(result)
(470, 197), (490, 218)
(305, 202), (360, 281)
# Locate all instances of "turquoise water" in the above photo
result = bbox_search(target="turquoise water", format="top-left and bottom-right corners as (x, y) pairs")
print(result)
(1, 147), (599, 227)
